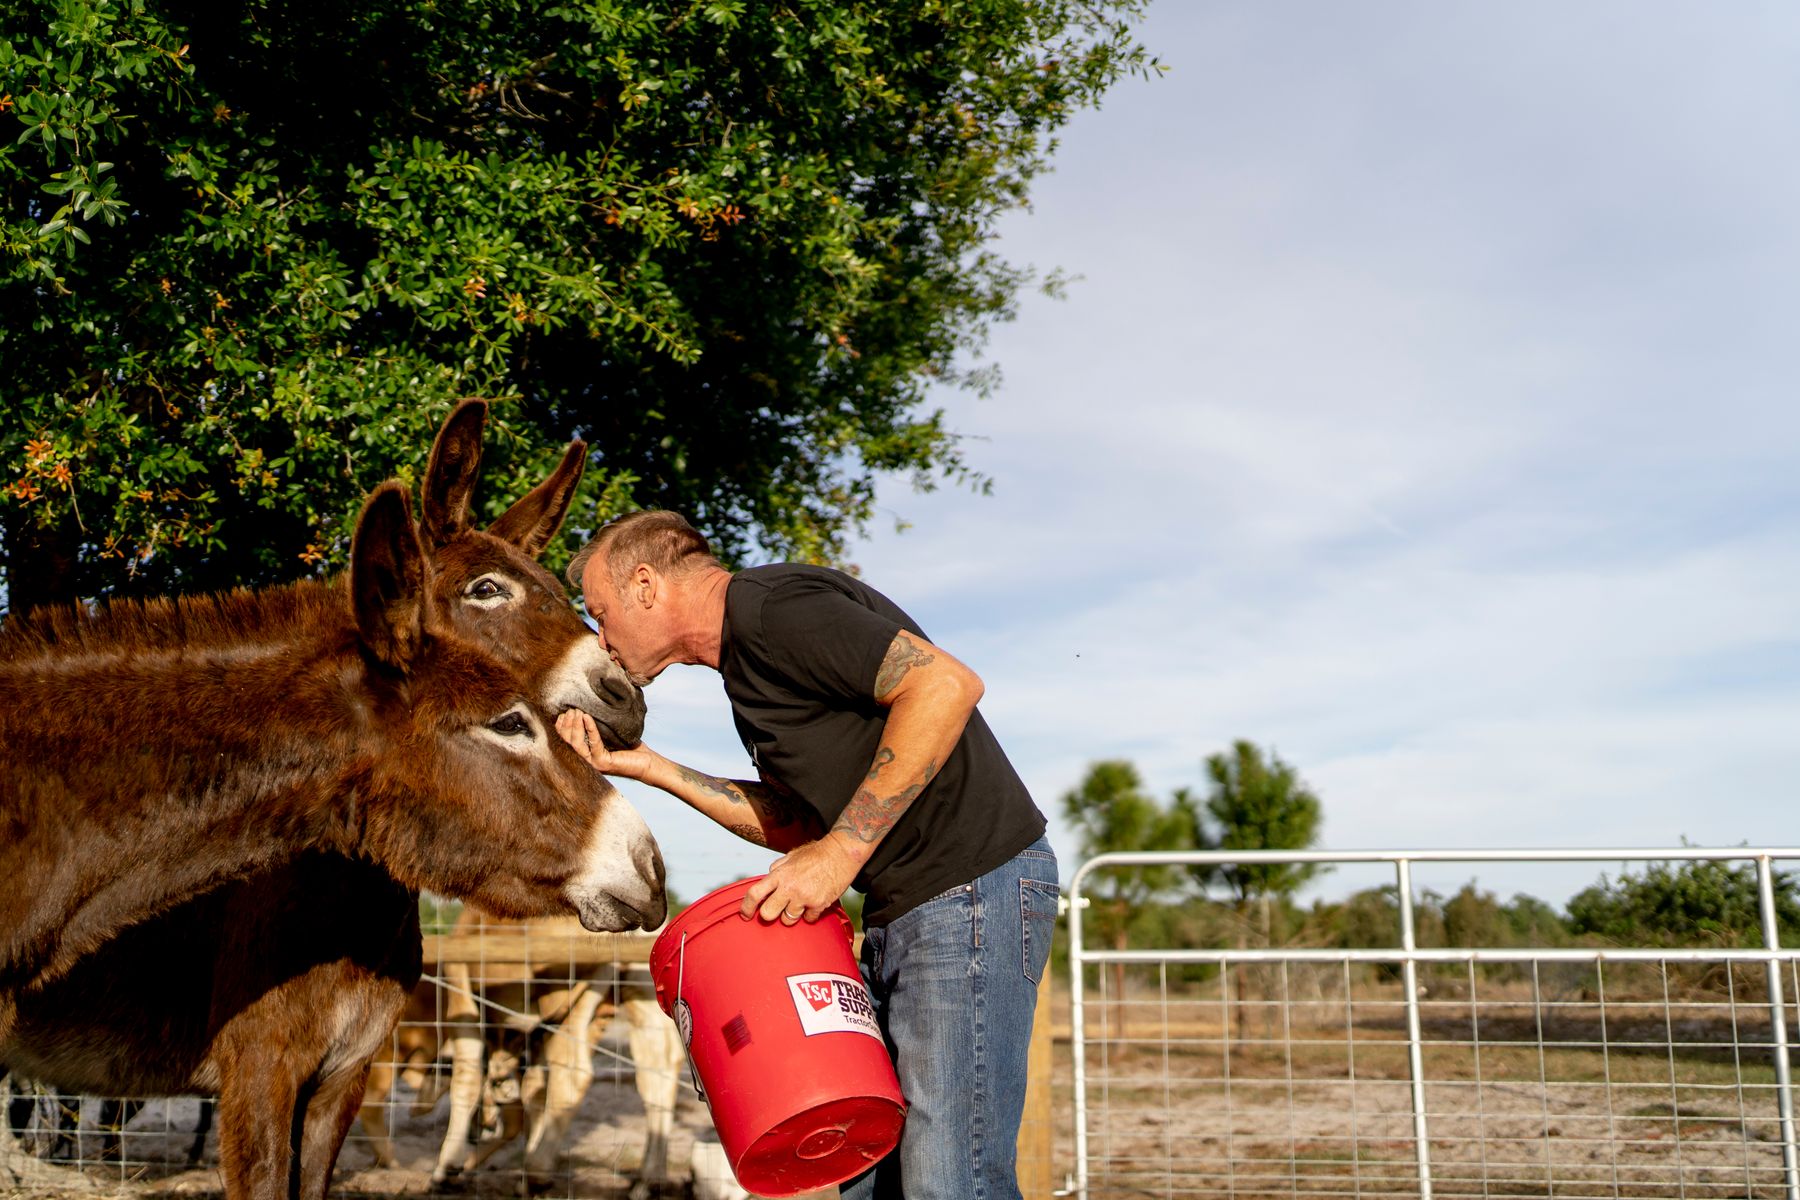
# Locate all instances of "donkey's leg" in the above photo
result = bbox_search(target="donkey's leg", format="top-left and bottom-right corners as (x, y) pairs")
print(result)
(356, 1056), (401, 1170)
(524, 984), (604, 1183)
(44, 1089), (78, 1161)
(430, 1024), (487, 1182)
(186, 1097), (213, 1167)
(216, 1070), (301, 1200)
(294, 1060), (374, 1200)
(624, 998), (682, 1200)
(430, 959), (486, 1184)
(459, 1048), (526, 1173)
(409, 1048), (446, 1116)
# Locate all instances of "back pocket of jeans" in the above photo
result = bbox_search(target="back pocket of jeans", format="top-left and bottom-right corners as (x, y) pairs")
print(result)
(1020, 878), (1060, 984)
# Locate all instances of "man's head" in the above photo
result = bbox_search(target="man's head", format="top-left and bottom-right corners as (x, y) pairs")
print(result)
(567, 510), (723, 683)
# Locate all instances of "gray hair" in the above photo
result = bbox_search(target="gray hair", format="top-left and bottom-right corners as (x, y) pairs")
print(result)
(566, 509), (721, 596)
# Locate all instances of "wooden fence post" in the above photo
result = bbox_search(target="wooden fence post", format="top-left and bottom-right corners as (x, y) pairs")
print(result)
(1017, 974), (1056, 1199)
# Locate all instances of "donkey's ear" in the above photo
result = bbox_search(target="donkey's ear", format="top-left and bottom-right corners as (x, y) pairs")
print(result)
(486, 439), (587, 560)
(421, 399), (488, 549)
(352, 482), (428, 671)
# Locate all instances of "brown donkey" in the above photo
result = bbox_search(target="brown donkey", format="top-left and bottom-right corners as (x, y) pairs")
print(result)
(0, 417), (661, 1197)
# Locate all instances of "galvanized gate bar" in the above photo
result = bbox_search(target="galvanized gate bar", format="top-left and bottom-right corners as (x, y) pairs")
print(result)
(1069, 885), (1092, 1199)
(1396, 858), (1434, 1200)
(1758, 855), (1800, 1200)
(1068, 847), (1800, 1200)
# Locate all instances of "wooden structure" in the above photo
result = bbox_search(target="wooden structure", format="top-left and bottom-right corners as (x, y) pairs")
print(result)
(421, 928), (1059, 1195)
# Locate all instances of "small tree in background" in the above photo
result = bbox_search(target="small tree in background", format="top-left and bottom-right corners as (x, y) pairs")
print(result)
(1191, 740), (1325, 1035)
(1442, 882), (1506, 949)
(1504, 893), (1571, 946)
(1566, 858), (1800, 949)
(1062, 759), (1197, 942)
(1195, 739), (1326, 937)
(1062, 759), (1195, 1032)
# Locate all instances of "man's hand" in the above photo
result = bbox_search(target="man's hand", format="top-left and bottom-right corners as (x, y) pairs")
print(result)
(741, 833), (868, 925)
(554, 709), (657, 780)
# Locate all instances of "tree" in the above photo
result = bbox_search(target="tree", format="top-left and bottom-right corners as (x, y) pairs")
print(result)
(1441, 882), (1505, 949)
(1501, 893), (1569, 946)
(1061, 759), (1194, 1032)
(1192, 739), (1325, 1036)
(1061, 760), (1196, 935)
(1196, 739), (1326, 916)
(0, 0), (1156, 610)
(1566, 858), (1800, 949)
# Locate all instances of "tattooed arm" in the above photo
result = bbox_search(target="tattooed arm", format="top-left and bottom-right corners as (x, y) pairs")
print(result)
(552, 711), (822, 851)
(662, 763), (823, 851)
(742, 629), (985, 923)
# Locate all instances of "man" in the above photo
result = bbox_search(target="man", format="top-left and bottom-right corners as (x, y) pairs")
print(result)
(553, 509), (1056, 1200)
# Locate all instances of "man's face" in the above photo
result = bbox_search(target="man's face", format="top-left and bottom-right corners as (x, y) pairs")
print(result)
(580, 551), (658, 685)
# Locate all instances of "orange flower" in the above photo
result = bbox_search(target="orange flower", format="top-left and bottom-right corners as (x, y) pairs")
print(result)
(0, 95), (12, 113)
(463, 275), (488, 299)
(298, 542), (327, 566)
(716, 204), (745, 225)
(24, 438), (52, 462)
(10, 479), (41, 502)
(159, 277), (173, 295)
(47, 461), (73, 488)
(675, 197), (702, 220)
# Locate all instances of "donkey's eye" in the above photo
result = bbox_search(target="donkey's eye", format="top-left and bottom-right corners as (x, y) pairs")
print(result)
(487, 712), (532, 737)
(465, 576), (511, 602)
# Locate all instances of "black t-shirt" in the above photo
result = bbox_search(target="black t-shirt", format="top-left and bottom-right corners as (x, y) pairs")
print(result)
(719, 563), (1046, 927)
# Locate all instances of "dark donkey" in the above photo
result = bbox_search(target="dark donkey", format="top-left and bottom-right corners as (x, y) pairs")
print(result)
(0, 418), (661, 1197)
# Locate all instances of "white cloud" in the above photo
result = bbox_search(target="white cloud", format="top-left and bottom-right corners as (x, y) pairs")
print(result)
(639, 5), (1800, 911)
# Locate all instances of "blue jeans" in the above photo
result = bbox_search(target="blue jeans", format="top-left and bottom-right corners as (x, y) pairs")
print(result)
(839, 835), (1059, 1200)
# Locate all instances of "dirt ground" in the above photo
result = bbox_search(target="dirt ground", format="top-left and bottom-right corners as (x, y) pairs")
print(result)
(8, 975), (1798, 1200)
(1061, 972), (1800, 1200)
(1, 1019), (766, 1200)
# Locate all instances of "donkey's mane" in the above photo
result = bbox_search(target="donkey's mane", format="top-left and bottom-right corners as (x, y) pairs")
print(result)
(0, 577), (353, 660)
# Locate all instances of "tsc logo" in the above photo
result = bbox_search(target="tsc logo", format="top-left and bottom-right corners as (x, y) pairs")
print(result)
(787, 973), (882, 1041)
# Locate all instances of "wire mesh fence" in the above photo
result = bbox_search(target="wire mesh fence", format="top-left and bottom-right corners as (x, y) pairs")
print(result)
(0, 913), (757, 1198)
(1, 893), (1061, 1199)
(1068, 850), (1800, 1200)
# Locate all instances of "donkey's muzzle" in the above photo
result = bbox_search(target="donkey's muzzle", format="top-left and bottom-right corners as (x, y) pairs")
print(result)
(568, 801), (666, 932)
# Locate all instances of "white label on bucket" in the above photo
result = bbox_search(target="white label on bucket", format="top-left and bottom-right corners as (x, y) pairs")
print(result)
(786, 973), (882, 1041)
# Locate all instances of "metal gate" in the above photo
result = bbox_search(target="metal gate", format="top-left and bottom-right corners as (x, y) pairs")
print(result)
(1067, 849), (1800, 1200)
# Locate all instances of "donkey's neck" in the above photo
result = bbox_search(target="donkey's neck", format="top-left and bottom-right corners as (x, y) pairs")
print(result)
(0, 629), (380, 992)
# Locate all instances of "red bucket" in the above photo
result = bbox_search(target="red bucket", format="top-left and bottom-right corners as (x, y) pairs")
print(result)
(650, 877), (906, 1197)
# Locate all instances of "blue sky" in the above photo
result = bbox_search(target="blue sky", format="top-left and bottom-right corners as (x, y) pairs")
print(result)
(619, 2), (1800, 908)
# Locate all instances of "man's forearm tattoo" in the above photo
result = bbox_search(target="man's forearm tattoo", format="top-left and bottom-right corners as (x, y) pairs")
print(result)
(676, 765), (814, 841)
(678, 765), (748, 806)
(836, 756), (940, 845)
(725, 821), (769, 847)
(874, 634), (936, 698)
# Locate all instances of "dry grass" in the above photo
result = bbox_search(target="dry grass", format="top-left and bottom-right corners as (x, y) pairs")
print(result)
(7, 973), (1795, 1199)
(1052, 974), (1800, 1200)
